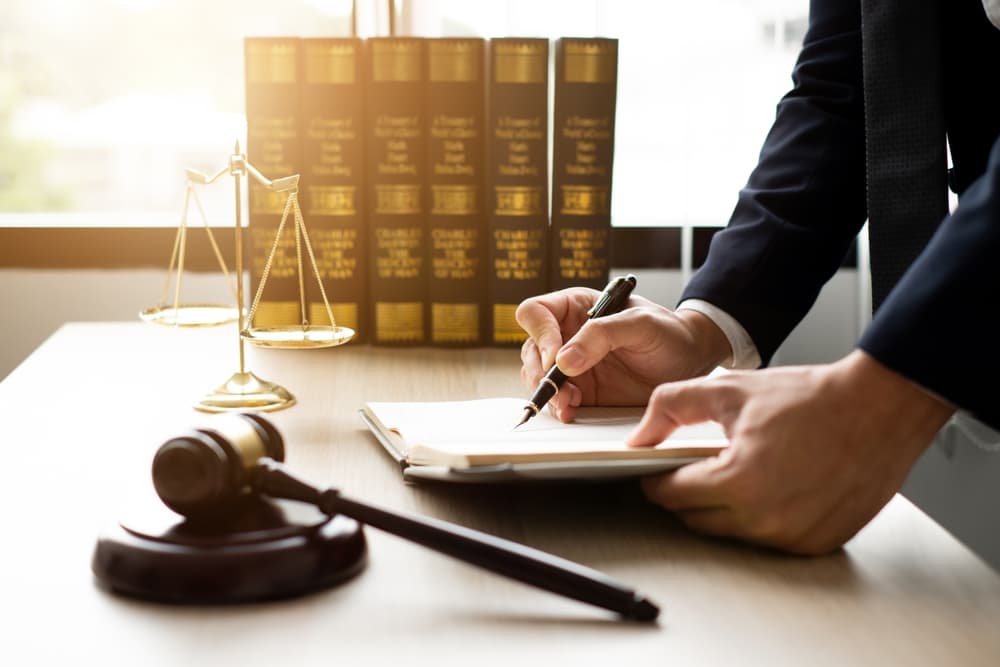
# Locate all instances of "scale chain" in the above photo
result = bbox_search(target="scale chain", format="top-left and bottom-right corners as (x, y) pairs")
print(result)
(245, 189), (296, 330)
(293, 196), (338, 329)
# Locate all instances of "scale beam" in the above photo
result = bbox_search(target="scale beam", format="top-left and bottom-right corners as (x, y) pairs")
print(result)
(140, 141), (354, 413)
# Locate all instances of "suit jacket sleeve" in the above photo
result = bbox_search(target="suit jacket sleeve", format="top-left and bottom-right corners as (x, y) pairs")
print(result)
(859, 135), (1000, 431)
(679, 0), (867, 365)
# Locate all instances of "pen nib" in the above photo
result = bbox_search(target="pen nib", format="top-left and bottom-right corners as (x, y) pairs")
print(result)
(512, 408), (533, 430)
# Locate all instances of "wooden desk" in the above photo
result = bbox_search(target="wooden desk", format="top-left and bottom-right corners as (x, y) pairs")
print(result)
(2, 322), (1000, 665)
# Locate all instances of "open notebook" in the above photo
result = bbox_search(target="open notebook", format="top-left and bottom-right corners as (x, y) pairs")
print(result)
(360, 398), (727, 483)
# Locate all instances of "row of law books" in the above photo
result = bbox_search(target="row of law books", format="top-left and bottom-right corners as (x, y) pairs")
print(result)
(244, 35), (617, 345)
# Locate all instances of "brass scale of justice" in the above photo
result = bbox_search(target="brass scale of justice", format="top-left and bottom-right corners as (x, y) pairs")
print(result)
(139, 142), (354, 412)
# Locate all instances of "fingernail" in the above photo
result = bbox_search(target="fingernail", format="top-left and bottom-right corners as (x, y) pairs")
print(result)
(556, 345), (585, 375)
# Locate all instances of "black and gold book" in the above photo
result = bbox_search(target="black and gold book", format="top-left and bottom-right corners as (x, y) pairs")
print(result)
(426, 38), (487, 346)
(364, 37), (427, 344)
(245, 37), (303, 327)
(550, 37), (618, 290)
(486, 38), (549, 345)
(298, 38), (367, 341)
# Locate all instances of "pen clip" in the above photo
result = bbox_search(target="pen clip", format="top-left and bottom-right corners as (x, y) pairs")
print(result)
(586, 276), (631, 318)
(586, 292), (612, 318)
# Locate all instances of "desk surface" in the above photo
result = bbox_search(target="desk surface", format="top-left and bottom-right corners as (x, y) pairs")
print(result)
(2, 322), (1000, 666)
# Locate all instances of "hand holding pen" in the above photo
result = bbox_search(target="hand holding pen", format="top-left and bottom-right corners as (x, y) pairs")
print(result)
(515, 275), (638, 428)
(515, 275), (731, 425)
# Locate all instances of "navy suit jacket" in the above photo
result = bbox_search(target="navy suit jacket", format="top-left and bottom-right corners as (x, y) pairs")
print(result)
(680, 0), (1000, 429)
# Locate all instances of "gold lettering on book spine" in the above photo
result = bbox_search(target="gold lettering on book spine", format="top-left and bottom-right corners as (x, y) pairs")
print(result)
(557, 228), (609, 281)
(375, 227), (422, 279)
(372, 40), (421, 82)
(560, 185), (610, 215)
(564, 41), (616, 84)
(492, 304), (527, 344)
(375, 184), (421, 214)
(304, 42), (356, 85)
(432, 185), (477, 215)
(495, 186), (542, 216)
(375, 302), (424, 342)
(246, 41), (297, 84)
(310, 185), (356, 215)
(429, 40), (480, 82)
(432, 304), (479, 343)
(312, 228), (358, 280)
(494, 42), (546, 84)
(493, 228), (543, 281)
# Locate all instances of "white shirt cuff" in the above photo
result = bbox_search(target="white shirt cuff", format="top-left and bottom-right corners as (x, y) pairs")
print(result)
(676, 299), (762, 370)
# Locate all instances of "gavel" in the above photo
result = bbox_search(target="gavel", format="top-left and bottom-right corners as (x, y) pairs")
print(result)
(151, 412), (659, 622)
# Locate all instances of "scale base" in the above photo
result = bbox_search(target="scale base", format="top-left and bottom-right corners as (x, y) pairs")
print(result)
(92, 496), (367, 603)
(196, 371), (295, 412)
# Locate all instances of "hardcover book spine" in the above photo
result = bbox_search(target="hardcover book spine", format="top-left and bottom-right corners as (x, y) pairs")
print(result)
(298, 38), (367, 341)
(364, 37), (427, 344)
(487, 38), (549, 345)
(426, 38), (487, 346)
(550, 37), (618, 290)
(245, 37), (303, 328)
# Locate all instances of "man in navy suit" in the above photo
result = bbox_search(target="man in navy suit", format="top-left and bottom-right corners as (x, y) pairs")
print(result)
(517, 0), (1000, 554)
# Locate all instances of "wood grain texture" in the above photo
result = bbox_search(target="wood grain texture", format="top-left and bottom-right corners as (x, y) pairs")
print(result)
(1, 322), (999, 665)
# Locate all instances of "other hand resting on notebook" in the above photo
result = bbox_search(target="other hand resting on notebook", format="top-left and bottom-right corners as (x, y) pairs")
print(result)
(630, 351), (952, 555)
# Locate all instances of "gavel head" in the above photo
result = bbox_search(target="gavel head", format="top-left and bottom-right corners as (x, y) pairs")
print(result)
(152, 413), (284, 519)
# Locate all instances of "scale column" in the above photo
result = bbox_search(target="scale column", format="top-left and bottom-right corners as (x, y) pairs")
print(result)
(194, 142), (295, 413)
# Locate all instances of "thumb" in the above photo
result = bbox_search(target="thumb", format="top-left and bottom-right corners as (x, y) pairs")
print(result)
(626, 377), (740, 448)
(554, 308), (648, 376)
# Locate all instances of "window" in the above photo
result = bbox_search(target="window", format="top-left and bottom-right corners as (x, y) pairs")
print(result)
(411, 0), (806, 227)
(0, 0), (355, 226)
(0, 0), (806, 228)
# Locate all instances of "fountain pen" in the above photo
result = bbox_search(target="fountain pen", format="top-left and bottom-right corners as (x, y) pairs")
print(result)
(515, 274), (638, 429)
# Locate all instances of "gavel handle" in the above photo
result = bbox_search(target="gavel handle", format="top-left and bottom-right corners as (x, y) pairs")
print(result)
(252, 458), (658, 622)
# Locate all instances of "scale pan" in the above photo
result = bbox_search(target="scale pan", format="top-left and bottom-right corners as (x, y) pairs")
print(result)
(243, 325), (355, 349)
(140, 304), (241, 327)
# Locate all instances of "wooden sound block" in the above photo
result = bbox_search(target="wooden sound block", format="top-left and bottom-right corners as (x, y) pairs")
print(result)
(92, 495), (367, 603)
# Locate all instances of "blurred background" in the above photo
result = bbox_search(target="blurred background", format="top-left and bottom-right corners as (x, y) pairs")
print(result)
(1, 0), (857, 382)
(0, 0), (805, 225)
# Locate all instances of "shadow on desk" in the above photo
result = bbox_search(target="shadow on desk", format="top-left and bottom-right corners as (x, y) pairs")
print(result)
(409, 479), (995, 610)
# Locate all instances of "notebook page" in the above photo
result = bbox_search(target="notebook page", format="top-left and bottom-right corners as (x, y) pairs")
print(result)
(365, 398), (726, 466)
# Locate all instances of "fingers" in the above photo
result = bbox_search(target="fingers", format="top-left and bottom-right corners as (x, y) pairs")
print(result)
(634, 377), (744, 522)
(519, 337), (546, 387)
(632, 363), (908, 556)
(517, 289), (664, 420)
(554, 307), (661, 376)
(640, 452), (733, 511)
(627, 377), (740, 448)
(517, 289), (653, 377)
(516, 291), (586, 369)
(519, 337), (582, 420)
(552, 381), (583, 422)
